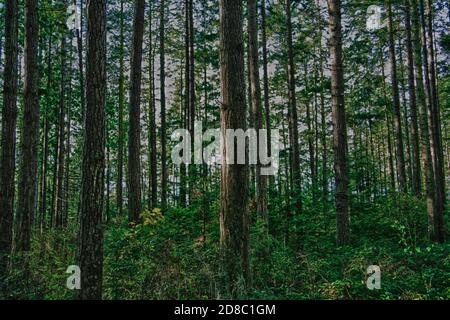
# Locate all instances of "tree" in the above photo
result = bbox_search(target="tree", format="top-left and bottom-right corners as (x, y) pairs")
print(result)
(0, 0), (19, 279)
(411, 0), (436, 242)
(16, 0), (40, 252)
(147, 0), (157, 209)
(219, 0), (249, 298)
(128, 0), (145, 223)
(55, 37), (67, 229)
(78, 0), (107, 300)
(285, 0), (302, 243)
(404, 0), (422, 195)
(39, 34), (52, 232)
(116, 0), (125, 217)
(423, 0), (445, 243)
(248, 0), (268, 225)
(327, 0), (349, 245)
(160, 0), (168, 210)
(74, 0), (85, 121)
(387, 0), (407, 193)
(261, 0), (272, 192)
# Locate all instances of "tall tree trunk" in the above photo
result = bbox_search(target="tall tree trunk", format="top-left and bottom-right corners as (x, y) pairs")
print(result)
(63, 43), (73, 228)
(160, 0), (168, 210)
(180, 0), (189, 208)
(411, 0), (437, 242)
(55, 37), (66, 229)
(286, 0), (302, 243)
(327, 0), (349, 246)
(16, 0), (39, 253)
(0, 0), (19, 279)
(304, 61), (317, 201)
(128, 0), (145, 223)
(188, 0), (196, 205)
(39, 34), (52, 232)
(105, 143), (110, 223)
(116, 0), (125, 217)
(387, 1), (407, 193)
(398, 38), (413, 190)
(248, 0), (268, 225)
(74, 0), (85, 122)
(423, 0), (445, 242)
(146, 2), (157, 209)
(219, 0), (249, 298)
(379, 45), (396, 191)
(50, 132), (59, 229)
(404, 0), (422, 195)
(150, 32), (157, 209)
(78, 0), (107, 300)
(261, 0), (272, 190)
(319, 30), (328, 201)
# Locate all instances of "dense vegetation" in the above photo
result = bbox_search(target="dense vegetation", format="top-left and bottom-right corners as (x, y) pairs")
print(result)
(0, 0), (448, 300)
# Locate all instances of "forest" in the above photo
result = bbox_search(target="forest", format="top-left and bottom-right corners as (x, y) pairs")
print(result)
(0, 0), (448, 300)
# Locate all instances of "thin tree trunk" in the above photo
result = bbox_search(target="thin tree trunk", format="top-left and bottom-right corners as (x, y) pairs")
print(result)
(411, 0), (436, 242)
(150, 41), (157, 208)
(248, 0), (268, 225)
(261, 0), (272, 190)
(64, 44), (73, 228)
(387, 1), (407, 193)
(286, 0), (302, 243)
(105, 143), (110, 223)
(380, 44), (396, 191)
(404, 0), (422, 195)
(304, 61), (317, 201)
(116, 0), (125, 217)
(128, 0), (145, 223)
(160, 0), (168, 210)
(74, 0), (85, 122)
(180, 0), (189, 208)
(188, 0), (196, 205)
(50, 132), (59, 229)
(180, 62), (187, 207)
(398, 38), (413, 190)
(423, 0), (445, 242)
(146, 2), (157, 209)
(328, 0), (350, 246)
(39, 33), (53, 232)
(319, 29), (328, 201)
(55, 37), (66, 229)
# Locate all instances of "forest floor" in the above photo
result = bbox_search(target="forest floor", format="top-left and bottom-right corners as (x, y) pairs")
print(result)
(4, 194), (449, 300)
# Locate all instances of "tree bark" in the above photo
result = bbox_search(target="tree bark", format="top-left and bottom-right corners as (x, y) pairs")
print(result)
(128, 0), (145, 223)
(78, 0), (107, 300)
(327, 0), (350, 246)
(16, 0), (39, 253)
(261, 0), (272, 191)
(55, 37), (66, 229)
(0, 0), (19, 278)
(423, 0), (445, 242)
(411, 0), (437, 242)
(248, 0), (268, 225)
(160, 0), (168, 210)
(387, 1), (407, 193)
(219, 0), (249, 298)
(146, 1), (157, 209)
(116, 0), (125, 217)
(404, 0), (422, 195)
(285, 0), (302, 243)
(74, 0), (85, 122)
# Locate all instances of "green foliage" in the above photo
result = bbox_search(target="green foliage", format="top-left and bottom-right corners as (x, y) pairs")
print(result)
(6, 193), (448, 300)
